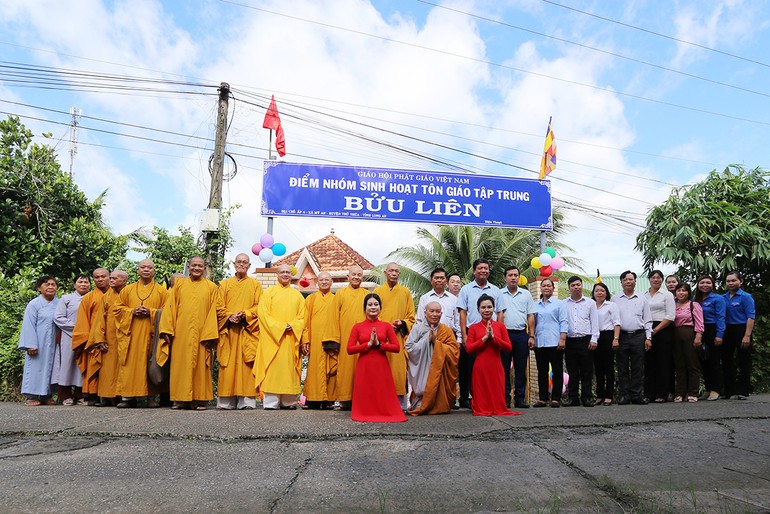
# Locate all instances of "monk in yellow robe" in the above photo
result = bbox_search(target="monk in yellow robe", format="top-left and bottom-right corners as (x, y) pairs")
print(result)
(330, 265), (368, 409)
(406, 302), (460, 415)
(254, 264), (306, 410)
(373, 262), (416, 409)
(302, 271), (336, 409)
(89, 270), (127, 405)
(114, 259), (168, 407)
(72, 267), (110, 405)
(216, 253), (262, 410)
(158, 256), (222, 410)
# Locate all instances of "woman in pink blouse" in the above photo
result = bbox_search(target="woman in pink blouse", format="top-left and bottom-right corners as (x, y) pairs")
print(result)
(673, 283), (704, 403)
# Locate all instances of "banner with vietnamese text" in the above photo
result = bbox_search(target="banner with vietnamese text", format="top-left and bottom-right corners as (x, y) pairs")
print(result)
(262, 162), (551, 230)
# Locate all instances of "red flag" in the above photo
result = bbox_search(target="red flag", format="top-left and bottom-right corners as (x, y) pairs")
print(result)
(262, 95), (286, 157)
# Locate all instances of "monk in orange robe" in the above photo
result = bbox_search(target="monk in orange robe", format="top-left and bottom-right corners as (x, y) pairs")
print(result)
(373, 262), (415, 409)
(216, 253), (262, 410)
(158, 256), (223, 410)
(89, 270), (127, 406)
(302, 271), (337, 409)
(406, 301), (459, 415)
(330, 265), (368, 410)
(71, 267), (110, 405)
(114, 259), (168, 407)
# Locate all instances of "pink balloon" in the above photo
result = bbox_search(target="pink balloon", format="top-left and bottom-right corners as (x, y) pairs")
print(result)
(260, 233), (274, 248)
(251, 243), (262, 256)
(550, 256), (565, 270)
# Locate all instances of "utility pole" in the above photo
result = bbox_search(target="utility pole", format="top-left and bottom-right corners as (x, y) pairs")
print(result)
(68, 107), (81, 178)
(203, 82), (230, 279)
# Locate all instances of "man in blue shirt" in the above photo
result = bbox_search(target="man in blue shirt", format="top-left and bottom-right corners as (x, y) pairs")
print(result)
(613, 271), (652, 405)
(456, 259), (503, 409)
(563, 276), (599, 407)
(722, 271), (755, 400)
(500, 266), (535, 408)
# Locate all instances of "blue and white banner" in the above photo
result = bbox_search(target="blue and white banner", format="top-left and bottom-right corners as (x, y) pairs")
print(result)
(262, 162), (552, 230)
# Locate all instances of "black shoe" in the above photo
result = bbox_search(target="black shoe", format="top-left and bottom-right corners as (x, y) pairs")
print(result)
(451, 403), (459, 410)
(116, 399), (136, 409)
(581, 399), (595, 407)
(631, 397), (649, 405)
(618, 396), (630, 405)
(532, 401), (548, 408)
(459, 400), (471, 409)
(562, 399), (580, 407)
(514, 402), (530, 409)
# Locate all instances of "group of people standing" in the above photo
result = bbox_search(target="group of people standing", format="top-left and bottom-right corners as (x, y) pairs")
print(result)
(18, 253), (755, 421)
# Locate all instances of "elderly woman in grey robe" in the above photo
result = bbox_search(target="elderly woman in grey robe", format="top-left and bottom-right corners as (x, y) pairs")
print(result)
(53, 273), (90, 405)
(19, 276), (60, 406)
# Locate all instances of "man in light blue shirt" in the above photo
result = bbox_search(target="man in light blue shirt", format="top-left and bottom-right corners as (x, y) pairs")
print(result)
(456, 258), (503, 409)
(416, 268), (460, 342)
(499, 266), (535, 408)
(613, 271), (652, 405)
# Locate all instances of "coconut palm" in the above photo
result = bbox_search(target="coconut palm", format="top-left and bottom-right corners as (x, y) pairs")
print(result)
(386, 210), (577, 298)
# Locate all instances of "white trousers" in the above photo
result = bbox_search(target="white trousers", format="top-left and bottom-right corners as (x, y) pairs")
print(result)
(263, 393), (297, 409)
(217, 396), (257, 410)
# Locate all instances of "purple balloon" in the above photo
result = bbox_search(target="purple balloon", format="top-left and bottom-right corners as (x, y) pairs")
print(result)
(251, 243), (263, 256)
(260, 233), (274, 248)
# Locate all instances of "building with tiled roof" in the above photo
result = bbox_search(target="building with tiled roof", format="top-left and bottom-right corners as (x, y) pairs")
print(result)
(272, 231), (376, 292)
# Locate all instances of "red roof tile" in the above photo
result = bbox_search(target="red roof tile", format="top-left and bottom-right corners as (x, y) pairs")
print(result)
(275, 234), (374, 272)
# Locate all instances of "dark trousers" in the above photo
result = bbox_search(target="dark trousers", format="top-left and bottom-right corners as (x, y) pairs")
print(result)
(644, 322), (673, 401)
(534, 346), (563, 402)
(565, 335), (594, 402)
(701, 323), (723, 394)
(458, 344), (475, 402)
(594, 330), (615, 400)
(617, 331), (645, 400)
(502, 329), (530, 405)
(722, 324), (752, 397)
(673, 325), (702, 397)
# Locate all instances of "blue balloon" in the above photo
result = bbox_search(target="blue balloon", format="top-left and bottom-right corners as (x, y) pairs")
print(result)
(272, 242), (287, 256)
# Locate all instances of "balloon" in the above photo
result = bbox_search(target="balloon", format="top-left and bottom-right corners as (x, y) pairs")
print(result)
(531, 256), (542, 269)
(563, 372), (569, 395)
(518, 276), (528, 287)
(545, 247), (557, 258)
(272, 242), (287, 256)
(299, 277), (310, 288)
(550, 256), (564, 270)
(291, 266), (298, 275)
(540, 265), (553, 277)
(539, 252), (552, 266)
(259, 233), (274, 248)
(258, 248), (273, 263)
(251, 243), (262, 256)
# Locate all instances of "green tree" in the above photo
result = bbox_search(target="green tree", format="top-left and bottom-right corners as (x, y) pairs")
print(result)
(384, 210), (576, 298)
(636, 165), (769, 392)
(0, 116), (126, 281)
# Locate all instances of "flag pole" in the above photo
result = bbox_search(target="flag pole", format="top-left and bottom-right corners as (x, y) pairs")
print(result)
(266, 129), (274, 268)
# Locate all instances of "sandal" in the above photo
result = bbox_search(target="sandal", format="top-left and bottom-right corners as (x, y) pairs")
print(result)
(674, 396), (683, 403)
(533, 400), (548, 408)
(62, 398), (75, 406)
(594, 398), (603, 406)
(603, 398), (613, 406)
(550, 401), (561, 408)
(194, 404), (207, 411)
(279, 405), (297, 410)
(24, 399), (41, 406)
(687, 396), (698, 403)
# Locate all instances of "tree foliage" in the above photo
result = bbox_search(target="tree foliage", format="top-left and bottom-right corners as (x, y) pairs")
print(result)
(636, 165), (769, 391)
(0, 116), (126, 281)
(383, 210), (577, 298)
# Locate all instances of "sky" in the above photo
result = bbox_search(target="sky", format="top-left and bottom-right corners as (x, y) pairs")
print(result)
(1, 0), (769, 278)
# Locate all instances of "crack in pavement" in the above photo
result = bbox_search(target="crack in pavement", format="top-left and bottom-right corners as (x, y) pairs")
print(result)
(268, 455), (312, 513)
(715, 420), (737, 447)
(0, 435), (109, 459)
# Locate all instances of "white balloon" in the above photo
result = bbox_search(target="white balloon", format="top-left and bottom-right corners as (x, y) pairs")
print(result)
(539, 252), (552, 266)
(258, 248), (274, 263)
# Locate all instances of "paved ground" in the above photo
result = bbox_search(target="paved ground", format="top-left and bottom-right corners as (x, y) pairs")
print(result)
(1, 396), (769, 513)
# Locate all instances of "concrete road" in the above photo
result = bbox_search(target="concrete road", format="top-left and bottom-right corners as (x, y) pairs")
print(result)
(0, 396), (768, 513)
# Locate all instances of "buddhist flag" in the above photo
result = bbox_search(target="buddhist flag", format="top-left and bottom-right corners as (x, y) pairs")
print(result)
(596, 269), (602, 284)
(262, 95), (286, 157)
(538, 116), (556, 179)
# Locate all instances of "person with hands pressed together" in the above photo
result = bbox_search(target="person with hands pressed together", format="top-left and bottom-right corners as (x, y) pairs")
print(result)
(19, 276), (60, 406)
(347, 294), (406, 422)
(466, 294), (518, 416)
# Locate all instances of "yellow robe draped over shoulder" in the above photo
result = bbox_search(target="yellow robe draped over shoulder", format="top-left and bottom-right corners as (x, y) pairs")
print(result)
(90, 289), (121, 398)
(373, 283), (416, 396)
(71, 288), (105, 395)
(158, 277), (221, 402)
(302, 290), (336, 402)
(254, 284), (306, 395)
(330, 286), (368, 402)
(217, 276), (262, 398)
(114, 281), (168, 397)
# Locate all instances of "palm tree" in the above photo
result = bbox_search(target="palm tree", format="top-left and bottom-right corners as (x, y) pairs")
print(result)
(386, 210), (578, 298)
